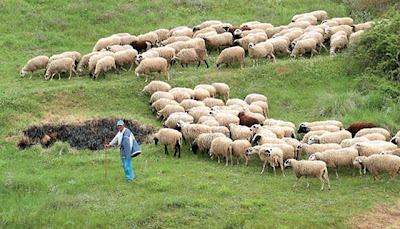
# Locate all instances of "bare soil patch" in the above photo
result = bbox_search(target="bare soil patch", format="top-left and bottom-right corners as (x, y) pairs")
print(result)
(350, 201), (400, 229)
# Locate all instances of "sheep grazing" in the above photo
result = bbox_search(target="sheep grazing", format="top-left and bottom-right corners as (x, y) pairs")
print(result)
(159, 36), (191, 46)
(77, 52), (99, 73)
(308, 130), (352, 144)
(233, 33), (268, 51)
(229, 124), (253, 142)
(135, 57), (170, 82)
(93, 36), (122, 52)
(263, 147), (285, 176)
(352, 21), (373, 32)
(355, 128), (391, 141)
(138, 31), (159, 45)
(248, 42), (276, 67)
(284, 159), (331, 191)
(209, 137), (233, 166)
(290, 38), (318, 60)
(244, 93), (267, 104)
(330, 34), (348, 56)
(247, 146), (279, 175)
(135, 50), (160, 65)
(192, 132), (226, 156)
(149, 91), (174, 105)
(345, 122), (377, 137)
(154, 29), (171, 42)
(170, 90), (191, 103)
(170, 87), (195, 99)
(203, 32), (233, 52)
(88, 51), (114, 77)
(238, 112), (260, 127)
(194, 84), (216, 98)
(203, 98), (224, 108)
(129, 40), (152, 52)
(20, 55), (49, 78)
(93, 56), (118, 80)
(192, 20), (223, 32)
(157, 104), (185, 121)
(225, 26), (251, 34)
(340, 137), (369, 148)
(104, 44), (133, 53)
(171, 27), (194, 38)
(353, 154), (400, 181)
(151, 98), (179, 113)
(297, 125), (340, 134)
(212, 83), (230, 101)
(194, 88), (211, 101)
(382, 149), (400, 157)
(354, 141), (398, 156)
(152, 47), (176, 66)
(226, 98), (248, 107)
(309, 148), (359, 178)
(349, 30), (365, 44)
(251, 101), (269, 117)
(153, 128), (183, 158)
(216, 46), (245, 69)
(180, 99), (205, 111)
(142, 80), (171, 95)
(211, 126), (230, 137)
(176, 121), (212, 149)
(231, 140), (251, 166)
(301, 130), (329, 143)
(331, 17), (354, 26)
(113, 49), (138, 71)
(171, 48), (208, 68)
(210, 111), (240, 127)
(163, 112), (194, 129)
(45, 58), (77, 81)
(188, 106), (211, 123)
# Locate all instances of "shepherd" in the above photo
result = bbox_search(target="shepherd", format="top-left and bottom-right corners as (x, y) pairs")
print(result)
(104, 120), (141, 181)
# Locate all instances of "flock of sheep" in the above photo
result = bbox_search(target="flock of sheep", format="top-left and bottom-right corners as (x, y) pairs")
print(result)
(144, 80), (400, 191)
(20, 10), (373, 81)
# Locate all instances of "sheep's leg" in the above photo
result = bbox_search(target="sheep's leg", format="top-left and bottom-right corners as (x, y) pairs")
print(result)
(217, 156), (220, 163)
(121, 66), (128, 71)
(260, 162), (267, 174)
(186, 64), (188, 68)
(307, 178), (310, 189)
(58, 73), (61, 80)
(293, 177), (299, 188)
(68, 69), (72, 80)
(174, 144), (178, 157)
(323, 171), (331, 190)
(204, 60), (209, 68)
(272, 165), (276, 176)
(389, 172), (396, 182)
(164, 145), (169, 155)
(128, 63), (134, 72)
(197, 61), (201, 68)
(252, 59), (255, 68)
(29, 71), (35, 79)
(271, 53), (276, 63)
(225, 154), (229, 166)
(165, 71), (170, 81)
(180, 63), (185, 68)
(178, 145), (181, 158)
(321, 43), (328, 52)
(334, 167), (339, 179)
(245, 156), (249, 166)
(318, 176), (325, 191)
(145, 75), (149, 82)
(281, 163), (285, 177)
(236, 158), (240, 166)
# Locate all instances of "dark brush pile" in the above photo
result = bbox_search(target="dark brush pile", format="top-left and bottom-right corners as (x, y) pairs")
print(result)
(18, 118), (154, 151)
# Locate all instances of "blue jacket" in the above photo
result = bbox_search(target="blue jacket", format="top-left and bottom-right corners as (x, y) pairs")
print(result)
(120, 128), (141, 159)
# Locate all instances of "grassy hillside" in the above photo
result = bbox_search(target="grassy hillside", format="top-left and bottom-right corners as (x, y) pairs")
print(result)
(1, 0), (400, 228)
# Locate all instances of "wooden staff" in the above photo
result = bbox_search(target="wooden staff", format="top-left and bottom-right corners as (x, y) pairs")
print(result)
(104, 137), (107, 179)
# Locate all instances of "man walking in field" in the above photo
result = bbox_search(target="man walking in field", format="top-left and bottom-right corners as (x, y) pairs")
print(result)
(104, 120), (141, 181)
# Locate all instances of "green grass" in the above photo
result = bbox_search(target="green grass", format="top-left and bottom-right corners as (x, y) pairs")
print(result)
(1, 0), (400, 228)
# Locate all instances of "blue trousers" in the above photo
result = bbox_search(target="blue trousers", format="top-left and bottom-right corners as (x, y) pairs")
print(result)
(121, 158), (135, 180)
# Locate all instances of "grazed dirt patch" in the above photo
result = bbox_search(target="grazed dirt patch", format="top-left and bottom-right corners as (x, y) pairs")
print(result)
(275, 67), (293, 75)
(350, 202), (400, 229)
(17, 118), (154, 151)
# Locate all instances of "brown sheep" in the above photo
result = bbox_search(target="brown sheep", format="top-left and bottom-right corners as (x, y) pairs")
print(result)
(238, 112), (260, 127)
(346, 122), (377, 137)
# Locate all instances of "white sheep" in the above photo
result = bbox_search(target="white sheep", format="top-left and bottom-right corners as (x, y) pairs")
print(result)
(233, 33), (268, 51)
(349, 30), (364, 44)
(308, 130), (352, 144)
(211, 126), (230, 137)
(210, 111), (240, 127)
(93, 36), (121, 51)
(211, 83), (230, 101)
(157, 104), (185, 121)
(160, 36), (191, 46)
(297, 124), (341, 134)
(299, 120), (343, 129)
(154, 29), (171, 42)
(354, 141), (398, 156)
(352, 21), (373, 32)
(149, 91), (174, 105)
(324, 25), (353, 39)
(231, 140), (252, 166)
(250, 101), (269, 117)
(248, 42), (276, 67)
(170, 87), (195, 98)
(153, 128), (182, 158)
(138, 31), (159, 45)
(180, 99), (205, 111)
(229, 124), (253, 142)
(295, 143), (342, 159)
(93, 56), (118, 80)
(77, 52), (99, 73)
(209, 137), (233, 166)
(20, 55), (49, 78)
(355, 128), (391, 141)
(216, 46), (245, 69)
(330, 34), (348, 56)
(188, 106), (211, 123)
(340, 137), (369, 148)
(203, 98), (224, 108)
(263, 147), (285, 176)
(309, 148), (359, 178)
(104, 44), (133, 53)
(353, 154), (400, 181)
(290, 38), (318, 60)
(194, 88), (211, 101)
(203, 32), (233, 52)
(135, 57), (170, 82)
(88, 51), (114, 77)
(170, 90), (191, 103)
(113, 49), (138, 71)
(192, 132), (226, 156)
(142, 80), (171, 95)
(152, 47), (176, 66)
(331, 17), (354, 26)
(151, 98), (179, 113)
(301, 130), (329, 143)
(163, 112), (194, 129)
(171, 48), (208, 68)
(284, 159), (331, 191)
(172, 27), (194, 37)
(135, 50), (160, 65)
(44, 58), (77, 81)
(263, 119), (295, 129)
(193, 20), (223, 31)
(177, 121), (212, 149)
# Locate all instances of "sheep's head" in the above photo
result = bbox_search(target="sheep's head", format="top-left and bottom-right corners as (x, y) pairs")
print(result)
(246, 147), (258, 155)
(153, 135), (159, 145)
(222, 26), (230, 32)
(233, 29), (242, 36)
(249, 124), (261, 132)
(44, 73), (51, 80)
(156, 112), (163, 120)
(105, 46), (111, 51)
(391, 137), (399, 146)
(380, 151), (389, 155)
(297, 125), (309, 134)
(290, 53), (296, 60)
(353, 157), (363, 165)
(295, 143), (302, 153)
(263, 148), (273, 157)
(232, 40), (240, 47)
(170, 56), (177, 67)
(251, 134), (261, 145)
(248, 43), (255, 49)
(20, 70), (26, 78)
(308, 152), (321, 161)
(284, 159), (294, 167)
(307, 136), (319, 145)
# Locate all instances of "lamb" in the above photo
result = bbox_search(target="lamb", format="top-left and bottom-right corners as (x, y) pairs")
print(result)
(180, 99), (205, 111)
(354, 142), (398, 156)
(153, 128), (182, 158)
(345, 122), (377, 137)
(295, 143), (342, 159)
(159, 36), (191, 46)
(142, 80), (171, 95)
(353, 154), (400, 181)
(203, 98), (224, 108)
(93, 35), (121, 51)
(138, 31), (159, 45)
(248, 42), (276, 66)
(308, 130), (352, 144)
(93, 56), (118, 80)
(170, 90), (191, 103)
(135, 57), (170, 82)
(309, 148), (359, 178)
(44, 58), (77, 81)
(170, 48), (208, 68)
(340, 137), (369, 148)
(263, 147), (285, 176)
(355, 128), (391, 141)
(152, 47), (176, 66)
(216, 46), (245, 69)
(284, 159), (331, 191)
(229, 124), (253, 141)
(203, 32), (233, 52)
(20, 55), (49, 78)
(290, 38), (318, 60)
(192, 133), (226, 156)
(154, 29), (171, 42)
(188, 106), (211, 123)
(210, 111), (240, 127)
(113, 49), (138, 71)
(233, 33), (268, 51)
(157, 104), (185, 121)
(151, 98), (179, 113)
(211, 126), (230, 137)
(163, 112), (194, 129)
(330, 34), (348, 56)
(149, 91), (175, 105)
(231, 140), (251, 166)
(209, 136), (233, 166)
(251, 101), (269, 117)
